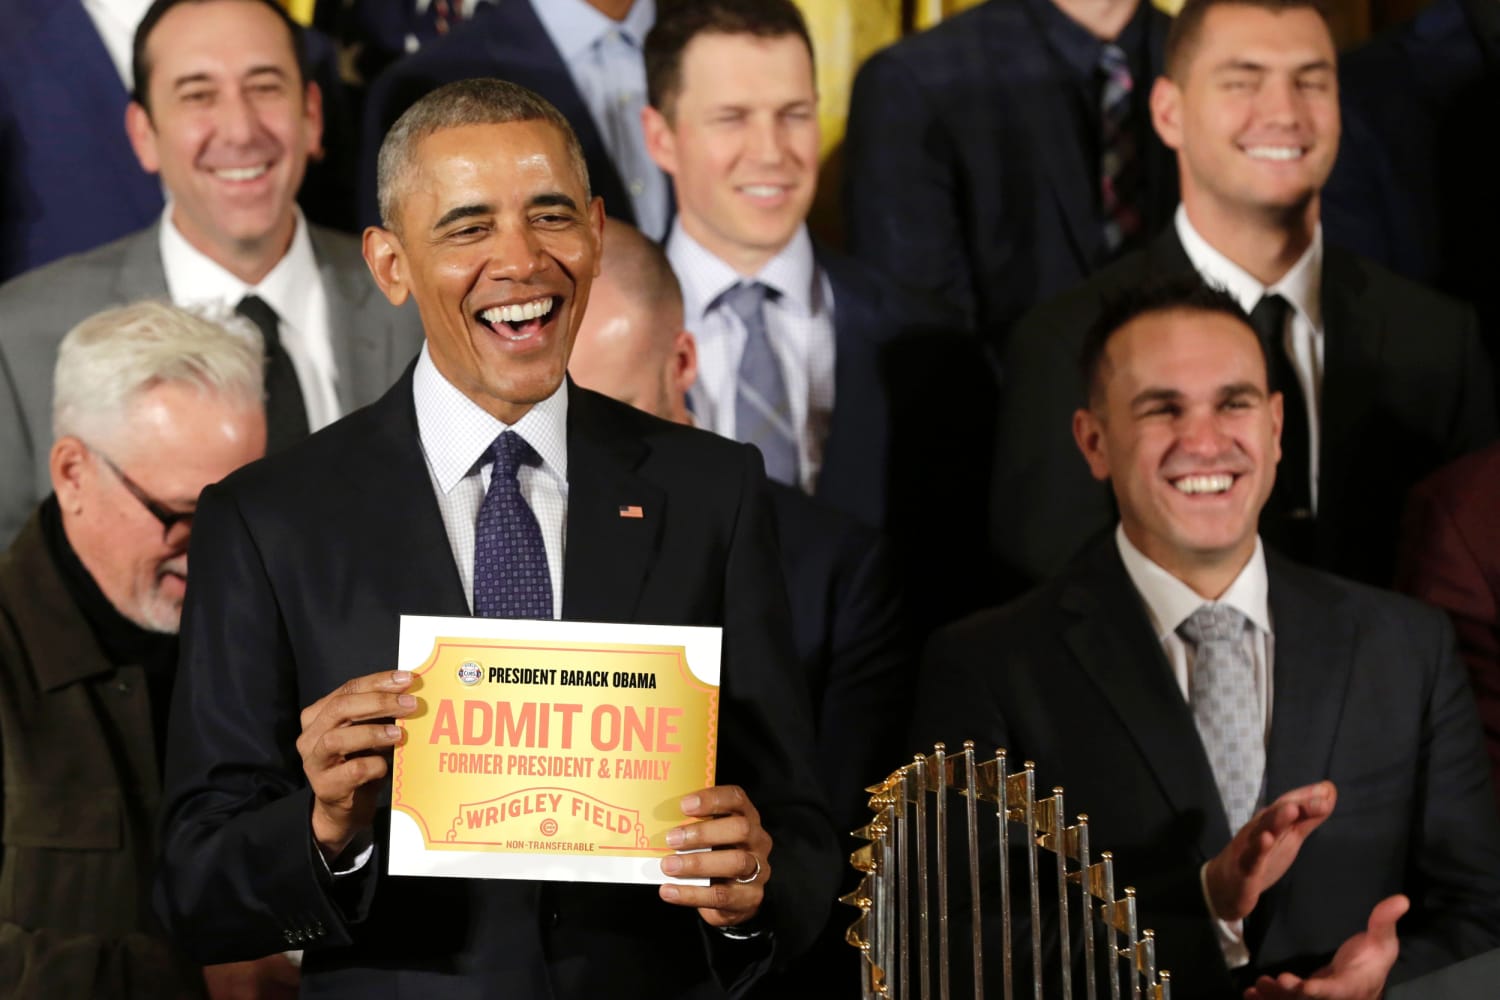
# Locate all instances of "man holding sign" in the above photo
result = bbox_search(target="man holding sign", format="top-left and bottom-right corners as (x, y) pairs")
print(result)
(155, 78), (837, 998)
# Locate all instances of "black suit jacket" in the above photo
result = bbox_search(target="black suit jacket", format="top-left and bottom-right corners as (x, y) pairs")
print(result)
(842, 0), (1177, 348)
(911, 536), (1500, 996)
(990, 225), (1498, 592)
(154, 373), (839, 999)
(358, 0), (641, 230)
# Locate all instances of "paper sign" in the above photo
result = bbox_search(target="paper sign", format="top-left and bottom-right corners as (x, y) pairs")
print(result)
(389, 615), (722, 886)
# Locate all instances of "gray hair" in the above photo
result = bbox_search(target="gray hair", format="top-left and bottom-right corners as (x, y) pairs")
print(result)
(376, 78), (592, 231)
(53, 300), (265, 446)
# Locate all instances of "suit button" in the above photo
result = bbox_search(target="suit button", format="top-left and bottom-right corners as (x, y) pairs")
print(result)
(115, 680), (131, 695)
(283, 930), (296, 945)
(548, 910), (560, 928)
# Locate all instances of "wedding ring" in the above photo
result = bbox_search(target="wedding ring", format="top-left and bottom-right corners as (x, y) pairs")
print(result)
(734, 852), (762, 884)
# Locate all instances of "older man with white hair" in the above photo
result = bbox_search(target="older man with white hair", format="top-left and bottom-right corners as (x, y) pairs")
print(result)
(0, 301), (283, 998)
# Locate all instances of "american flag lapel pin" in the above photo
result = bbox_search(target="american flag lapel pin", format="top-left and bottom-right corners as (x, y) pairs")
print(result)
(618, 504), (644, 519)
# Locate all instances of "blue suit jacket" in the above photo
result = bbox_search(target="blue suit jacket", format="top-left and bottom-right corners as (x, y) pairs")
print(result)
(359, 0), (636, 230)
(0, 0), (162, 282)
(842, 0), (1177, 348)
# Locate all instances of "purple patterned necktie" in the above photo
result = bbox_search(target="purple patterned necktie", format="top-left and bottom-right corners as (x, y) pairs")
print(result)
(473, 431), (553, 619)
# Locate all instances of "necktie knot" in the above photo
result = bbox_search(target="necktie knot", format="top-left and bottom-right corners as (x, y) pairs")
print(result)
(1178, 603), (1249, 648)
(487, 430), (541, 483)
(717, 281), (773, 326)
(1249, 294), (1291, 353)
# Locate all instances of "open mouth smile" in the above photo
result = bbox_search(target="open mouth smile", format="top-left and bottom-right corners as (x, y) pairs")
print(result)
(477, 295), (560, 342)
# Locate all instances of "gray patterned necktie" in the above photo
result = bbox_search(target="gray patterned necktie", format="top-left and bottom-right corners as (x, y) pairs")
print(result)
(1178, 604), (1264, 832)
(720, 281), (798, 485)
(472, 431), (553, 620)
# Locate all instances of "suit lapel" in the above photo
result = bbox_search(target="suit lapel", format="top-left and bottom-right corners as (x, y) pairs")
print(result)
(362, 368), (470, 617)
(309, 225), (388, 414)
(560, 386), (664, 623)
(1314, 248), (1384, 565)
(1000, 4), (1105, 271)
(1061, 541), (1234, 858)
(110, 224), (171, 302)
(1261, 556), (1354, 795)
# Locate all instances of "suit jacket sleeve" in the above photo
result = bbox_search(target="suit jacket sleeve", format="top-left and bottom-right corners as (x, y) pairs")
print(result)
(1445, 305), (1498, 454)
(843, 50), (974, 331)
(154, 485), (359, 963)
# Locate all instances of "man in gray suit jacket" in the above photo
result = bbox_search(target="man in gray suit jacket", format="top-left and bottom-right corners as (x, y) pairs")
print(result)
(0, 0), (423, 546)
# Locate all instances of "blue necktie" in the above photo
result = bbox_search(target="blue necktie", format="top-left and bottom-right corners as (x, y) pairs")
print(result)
(722, 281), (798, 486)
(473, 431), (553, 619)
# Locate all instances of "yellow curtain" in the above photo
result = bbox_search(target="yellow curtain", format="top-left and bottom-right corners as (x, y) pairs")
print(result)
(281, 0), (316, 27)
(791, 0), (903, 164)
(911, 0), (988, 31)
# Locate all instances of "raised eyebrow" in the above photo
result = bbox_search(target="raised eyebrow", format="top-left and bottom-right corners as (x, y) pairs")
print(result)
(431, 203), (493, 232)
(528, 192), (580, 213)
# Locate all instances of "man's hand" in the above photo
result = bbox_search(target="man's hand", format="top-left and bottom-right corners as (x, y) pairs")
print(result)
(202, 953), (300, 999)
(1206, 781), (1337, 922)
(657, 785), (773, 928)
(296, 669), (417, 859)
(1244, 894), (1408, 1000)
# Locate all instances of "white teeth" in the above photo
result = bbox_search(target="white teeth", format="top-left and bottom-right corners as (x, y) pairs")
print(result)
(213, 164), (269, 181)
(1244, 146), (1303, 161)
(740, 185), (783, 198)
(1173, 474), (1235, 495)
(480, 297), (555, 326)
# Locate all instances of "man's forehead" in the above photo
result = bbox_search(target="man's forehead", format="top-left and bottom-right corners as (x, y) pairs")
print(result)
(1188, 6), (1334, 72)
(677, 32), (815, 98)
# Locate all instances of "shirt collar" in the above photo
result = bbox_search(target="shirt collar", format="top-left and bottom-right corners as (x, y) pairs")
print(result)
(1114, 523), (1272, 642)
(530, 0), (656, 62)
(412, 344), (569, 494)
(666, 219), (820, 320)
(159, 206), (316, 322)
(1175, 204), (1324, 331)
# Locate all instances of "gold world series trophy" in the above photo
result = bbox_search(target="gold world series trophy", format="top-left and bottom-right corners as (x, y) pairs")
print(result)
(845, 742), (1173, 1000)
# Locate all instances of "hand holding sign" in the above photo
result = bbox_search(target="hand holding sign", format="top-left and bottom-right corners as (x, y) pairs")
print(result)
(298, 669), (418, 859)
(658, 785), (772, 927)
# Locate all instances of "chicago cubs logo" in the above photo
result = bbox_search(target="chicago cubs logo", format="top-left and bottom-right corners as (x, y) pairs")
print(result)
(457, 660), (483, 686)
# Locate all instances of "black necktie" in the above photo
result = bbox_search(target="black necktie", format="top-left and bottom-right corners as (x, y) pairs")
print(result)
(1248, 294), (1314, 559)
(236, 294), (310, 453)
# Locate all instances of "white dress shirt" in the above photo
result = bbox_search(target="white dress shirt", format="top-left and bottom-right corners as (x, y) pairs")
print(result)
(530, 0), (669, 240)
(1115, 524), (1274, 969)
(412, 345), (568, 618)
(667, 221), (836, 495)
(160, 209), (343, 432)
(1175, 206), (1325, 511)
(80, 0), (154, 90)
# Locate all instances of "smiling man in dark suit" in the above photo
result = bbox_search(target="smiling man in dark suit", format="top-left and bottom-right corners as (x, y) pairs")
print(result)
(914, 278), (1500, 998)
(991, 0), (1497, 594)
(154, 78), (838, 999)
(0, 0), (424, 548)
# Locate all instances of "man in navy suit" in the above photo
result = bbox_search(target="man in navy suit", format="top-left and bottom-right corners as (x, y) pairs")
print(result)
(359, 0), (666, 235)
(155, 77), (838, 999)
(914, 279), (1500, 997)
(843, 0), (1178, 349)
(569, 215), (913, 998)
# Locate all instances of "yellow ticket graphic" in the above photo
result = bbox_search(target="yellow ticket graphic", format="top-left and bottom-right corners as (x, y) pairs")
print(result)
(389, 616), (722, 885)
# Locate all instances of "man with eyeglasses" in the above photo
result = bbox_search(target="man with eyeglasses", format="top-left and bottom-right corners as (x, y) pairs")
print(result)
(0, 301), (281, 998)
